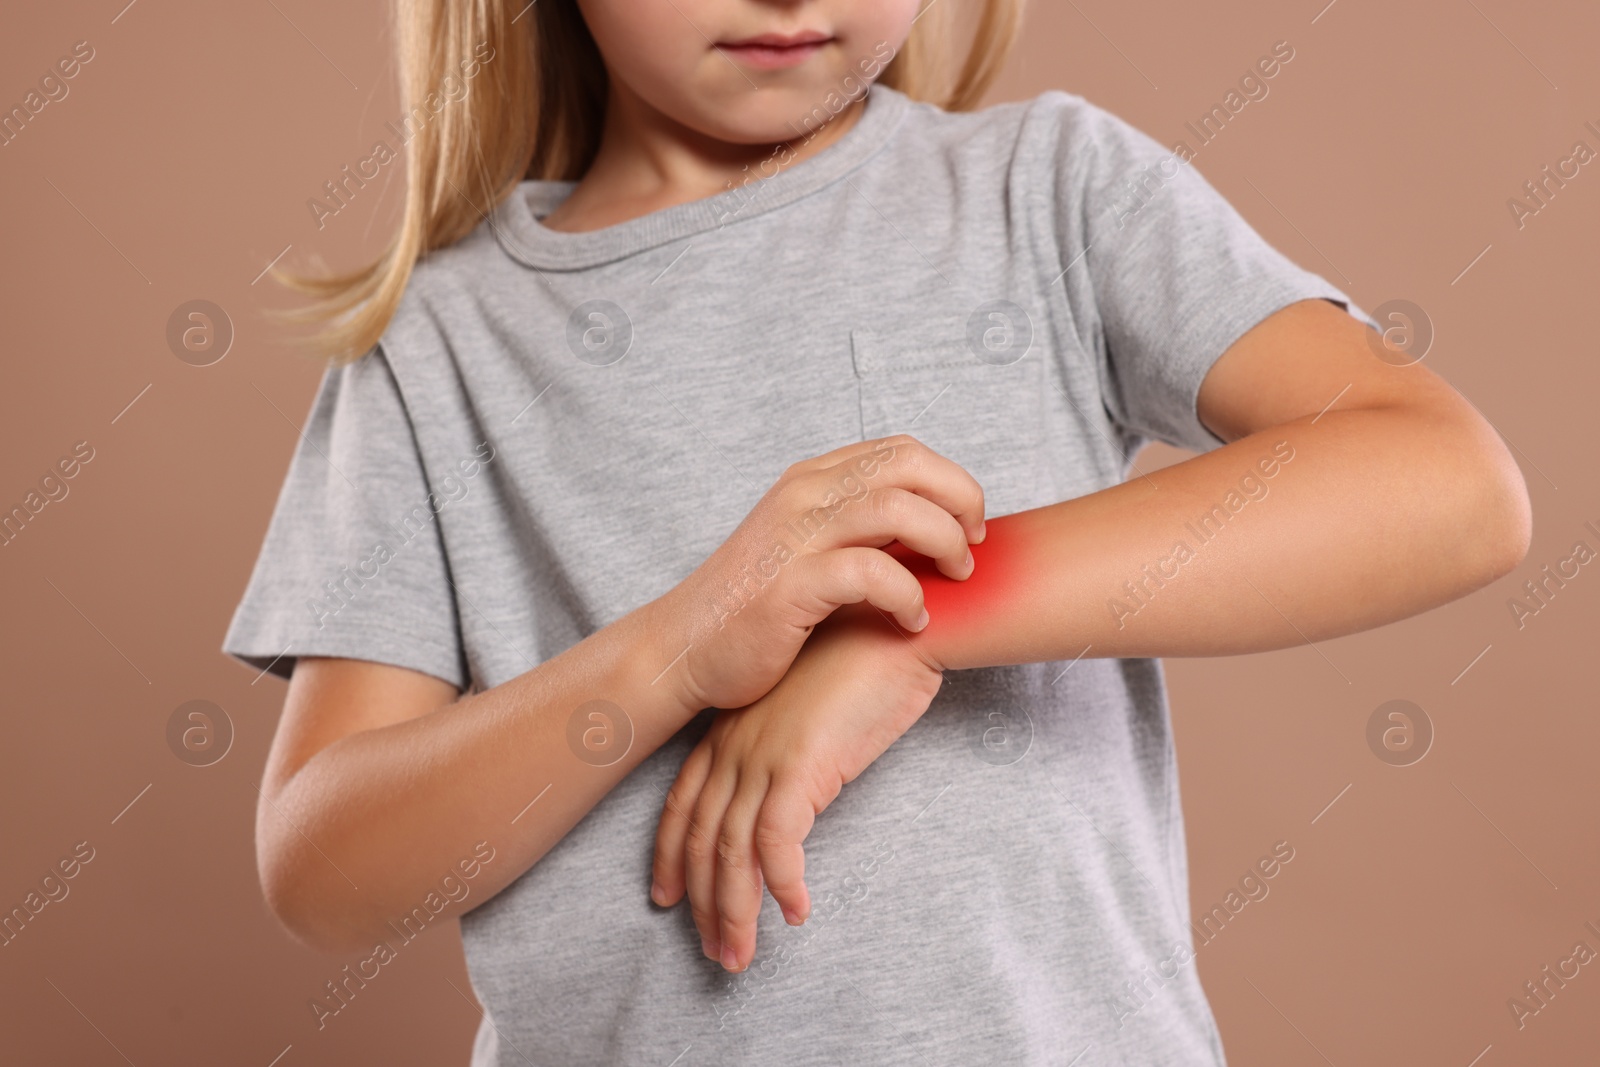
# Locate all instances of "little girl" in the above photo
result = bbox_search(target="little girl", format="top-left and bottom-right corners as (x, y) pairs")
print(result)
(225, 1), (1530, 1063)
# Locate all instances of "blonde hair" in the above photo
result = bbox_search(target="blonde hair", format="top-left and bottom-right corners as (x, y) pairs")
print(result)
(280, 0), (1025, 364)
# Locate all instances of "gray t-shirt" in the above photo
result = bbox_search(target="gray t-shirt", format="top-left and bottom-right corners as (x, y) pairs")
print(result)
(224, 84), (1357, 1065)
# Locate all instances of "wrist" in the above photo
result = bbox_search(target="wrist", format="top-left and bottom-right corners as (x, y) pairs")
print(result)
(819, 603), (950, 676)
(628, 590), (707, 721)
(884, 510), (1046, 671)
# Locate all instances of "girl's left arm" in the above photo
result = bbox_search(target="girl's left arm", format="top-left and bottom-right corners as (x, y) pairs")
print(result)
(907, 296), (1532, 668)
(655, 296), (1532, 973)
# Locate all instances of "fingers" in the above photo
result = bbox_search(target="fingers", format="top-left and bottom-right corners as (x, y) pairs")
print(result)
(684, 766), (737, 964)
(656, 752), (811, 975)
(754, 775), (815, 929)
(791, 547), (929, 632)
(652, 740), (713, 908)
(780, 437), (896, 476)
(806, 487), (975, 581)
(679, 770), (814, 975)
(784, 436), (986, 546)
(714, 776), (769, 973)
(822, 436), (987, 545)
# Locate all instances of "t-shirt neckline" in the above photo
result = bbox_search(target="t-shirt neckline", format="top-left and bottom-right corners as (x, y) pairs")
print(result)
(490, 84), (912, 272)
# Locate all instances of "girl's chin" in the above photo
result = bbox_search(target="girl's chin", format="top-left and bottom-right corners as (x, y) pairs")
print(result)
(695, 93), (865, 142)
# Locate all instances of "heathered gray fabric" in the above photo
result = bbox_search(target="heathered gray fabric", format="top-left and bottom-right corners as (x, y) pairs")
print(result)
(224, 85), (1359, 1065)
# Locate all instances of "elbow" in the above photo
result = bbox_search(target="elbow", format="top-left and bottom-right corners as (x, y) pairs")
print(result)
(1492, 483), (1534, 580)
(257, 814), (376, 954)
(1464, 433), (1534, 586)
(258, 848), (347, 954)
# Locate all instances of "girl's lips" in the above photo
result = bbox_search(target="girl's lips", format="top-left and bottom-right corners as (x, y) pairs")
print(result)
(715, 34), (834, 71)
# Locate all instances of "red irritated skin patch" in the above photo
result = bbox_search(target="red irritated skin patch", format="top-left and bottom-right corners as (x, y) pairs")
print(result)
(884, 512), (1040, 670)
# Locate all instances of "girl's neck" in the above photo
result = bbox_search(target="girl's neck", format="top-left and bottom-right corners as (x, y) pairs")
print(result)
(539, 84), (867, 233)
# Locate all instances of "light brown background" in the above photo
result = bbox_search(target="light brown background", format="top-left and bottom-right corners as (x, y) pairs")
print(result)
(2, 1), (1595, 1063)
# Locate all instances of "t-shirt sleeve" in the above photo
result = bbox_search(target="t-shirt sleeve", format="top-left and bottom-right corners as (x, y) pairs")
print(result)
(221, 345), (468, 689)
(1041, 92), (1364, 454)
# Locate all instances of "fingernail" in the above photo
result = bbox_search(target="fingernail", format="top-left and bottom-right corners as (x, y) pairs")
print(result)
(974, 521), (987, 543)
(912, 608), (929, 632)
(782, 905), (807, 926)
(963, 548), (974, 576)
(720, 943), (740, 971)
(650, 881), (666, 906)
(701, 937), (717, 961)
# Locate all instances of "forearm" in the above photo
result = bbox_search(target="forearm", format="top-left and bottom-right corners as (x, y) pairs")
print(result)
(262, 603), (700, 950)
(903, 404), (1529, 669)
(263, 434), (993, 951)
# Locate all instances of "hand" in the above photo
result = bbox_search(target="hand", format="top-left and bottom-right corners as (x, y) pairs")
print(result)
(650, 435), (983, 714)
(649, 606), (947, 972)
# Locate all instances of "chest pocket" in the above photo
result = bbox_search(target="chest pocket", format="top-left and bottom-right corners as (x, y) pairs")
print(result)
(851, 328), (1049, 517)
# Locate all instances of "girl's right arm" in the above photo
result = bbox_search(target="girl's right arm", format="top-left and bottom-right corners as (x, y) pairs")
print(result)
(257, 435), (985, 951)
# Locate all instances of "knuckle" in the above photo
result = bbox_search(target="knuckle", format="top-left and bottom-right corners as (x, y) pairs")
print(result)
(852, 550), (891, 588)
(867, 486), (908, 525)
(941, 510), (968, 547)
(894, 436), (928, 462)
(769, 477), (798, 511)
(779, 459), (820, 490)
(684, 832), (717, 864)
(716, 822), (745, 857)
(718, 849), (752, 880)
(752, 818), (792, 856)
(781, 476), (824, 518)
(787, 484), (825, 521)
(662, 784), (694, 821)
